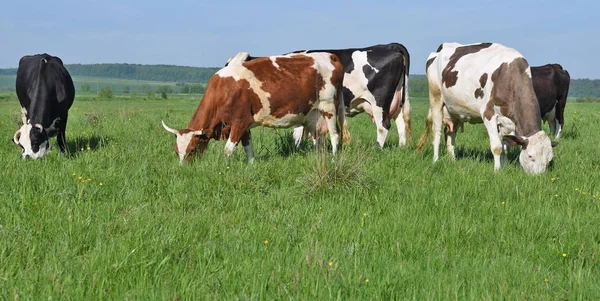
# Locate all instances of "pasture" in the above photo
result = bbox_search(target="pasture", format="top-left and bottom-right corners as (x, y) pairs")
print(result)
(0, 93), (599, 299)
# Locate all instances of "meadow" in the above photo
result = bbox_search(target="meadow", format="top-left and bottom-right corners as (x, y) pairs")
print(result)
(0, 93), (599, 299)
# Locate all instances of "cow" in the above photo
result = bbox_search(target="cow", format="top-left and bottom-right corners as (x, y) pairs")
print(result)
(531, 64), (570, 139)
(416, 42), (556, 174)
(161, 52), (345, 164)
(13, 54), (75, 159)
(225, 43), (412, 148)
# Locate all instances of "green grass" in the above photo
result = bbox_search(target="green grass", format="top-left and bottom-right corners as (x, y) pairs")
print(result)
(0, 94), (599, 299)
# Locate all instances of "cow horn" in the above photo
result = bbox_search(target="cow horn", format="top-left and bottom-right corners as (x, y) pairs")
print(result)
(34, 124), (43, 132)
(192, 129), (204, 136)
(13, 129), (21, 145)
(161, 120), (179, 135)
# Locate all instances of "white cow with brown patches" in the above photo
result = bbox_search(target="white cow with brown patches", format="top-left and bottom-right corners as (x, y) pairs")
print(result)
(417, 42), (557, 174)
(162, 52), (346, 164)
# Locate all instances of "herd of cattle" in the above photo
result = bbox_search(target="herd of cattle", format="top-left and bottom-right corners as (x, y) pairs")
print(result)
(11, 42), (570, 174)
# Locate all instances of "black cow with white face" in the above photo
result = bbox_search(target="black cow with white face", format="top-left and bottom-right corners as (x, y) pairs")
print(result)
(531, 64), (570, 139)
(13, 54), (75, 159)
(226, 43), (411, 147)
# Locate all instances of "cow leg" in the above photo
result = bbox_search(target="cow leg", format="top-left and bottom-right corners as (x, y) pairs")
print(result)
(395, 109), (407, 146)
(241, 130), (254, 163)
(56, 114), (68, 154)
(544, 106), (557, 137)
(293, 126), (305, 148)
(321, 112), (340, 154)
(445, 125), (457, 161)
(371, 104), (389, 148)
(483, 115), (504, 171)
(554, 119), (562, 139)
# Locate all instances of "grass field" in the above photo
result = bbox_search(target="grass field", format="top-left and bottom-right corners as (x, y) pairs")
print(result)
(0, 93), (599, 299)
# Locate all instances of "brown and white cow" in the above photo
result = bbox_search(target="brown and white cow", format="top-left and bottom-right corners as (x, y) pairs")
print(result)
(531, 64), (570, 139)
(417, 42), (556, 174)
(162, 52), (345, 164)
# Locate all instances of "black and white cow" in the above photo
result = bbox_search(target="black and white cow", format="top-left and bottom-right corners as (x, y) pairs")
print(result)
(531, 64), (570, 139)
(13, 54), (75, 159)
(226, 43), (411, 148)
(417, 42), (556, 174)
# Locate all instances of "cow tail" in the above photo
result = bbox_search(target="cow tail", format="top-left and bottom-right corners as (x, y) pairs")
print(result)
(339, 87), (352, 145)
(416, 108), (433, 153)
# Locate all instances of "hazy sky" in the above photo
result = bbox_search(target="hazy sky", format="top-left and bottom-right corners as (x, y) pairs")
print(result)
(1, 0), (596, 78)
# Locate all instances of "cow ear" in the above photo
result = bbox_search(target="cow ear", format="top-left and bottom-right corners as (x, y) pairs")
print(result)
(45, 118), (60, 136)
(551, 141), (559, 148)
(503, 135), (529, 148)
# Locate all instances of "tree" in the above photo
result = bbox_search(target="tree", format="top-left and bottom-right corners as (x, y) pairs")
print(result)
(80, 83), (90, 92)
(122, 86), (130, 94)
(161, 92), (168, 99)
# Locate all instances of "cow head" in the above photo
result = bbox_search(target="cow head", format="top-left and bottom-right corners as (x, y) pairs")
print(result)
(13, 118), (60, 159)
(504, 131), (557, 174)
(161, 120), (208, 164)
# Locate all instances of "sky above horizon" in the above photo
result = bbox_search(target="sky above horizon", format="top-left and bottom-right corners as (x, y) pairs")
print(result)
(1, 0), (596, 78)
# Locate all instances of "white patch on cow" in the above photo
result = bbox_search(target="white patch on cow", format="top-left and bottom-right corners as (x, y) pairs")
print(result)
(226, 52), (250, 65)
(16, 123), (49, 159)
(224, 138), (236, 157)
(554, 121), (562, 139)
(344, 51), (378, 115)
(175, 131), (198, 164)
(20, 107), (27, 124)
(270, 57), (280, 70)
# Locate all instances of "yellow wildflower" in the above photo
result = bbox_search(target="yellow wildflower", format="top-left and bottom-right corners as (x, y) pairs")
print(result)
(264, 240), (269, 244)
(562, 253), (567, 257)
(501, 201), (505, 205)
(544, 279), (549, 283)
(365, 279), (369, 283)
(328, 261), (333, 267)
(99, 183), (103, 186)
(363, 212), (367, 217)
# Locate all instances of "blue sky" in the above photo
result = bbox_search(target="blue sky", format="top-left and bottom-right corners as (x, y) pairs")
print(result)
(1, 0), (596, 78)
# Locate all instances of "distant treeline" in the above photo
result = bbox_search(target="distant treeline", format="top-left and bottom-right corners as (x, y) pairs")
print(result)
(1, 64), (600, 97)
(0, 64), (220, 83)
(66, 64), (220, 83)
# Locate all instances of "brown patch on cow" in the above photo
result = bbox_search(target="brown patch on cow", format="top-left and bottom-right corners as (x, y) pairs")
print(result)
(426, 57), (435, 71)
(248, 55), (317, 118)
(474, 88), (484, 99)
(187, 75), (261, 142)
(479, 73), (488, 88)
(474, 73), (488, 99)
(442, 43), (492, 88)
(322, 111), (333, 119)
(436, 43), (444, 53)
(489, 57), (541, 136)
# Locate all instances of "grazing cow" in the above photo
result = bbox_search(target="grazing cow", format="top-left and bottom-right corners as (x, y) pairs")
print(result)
(13, 54), (75, 159)
(226, 43), (411, 147)
(162, 52), (345, 164)
(531, 64), (570, 138)
(417, 42), (556, 174)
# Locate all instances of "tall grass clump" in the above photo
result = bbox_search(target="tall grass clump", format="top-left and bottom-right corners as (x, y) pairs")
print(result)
(298, 138), (372, 192)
